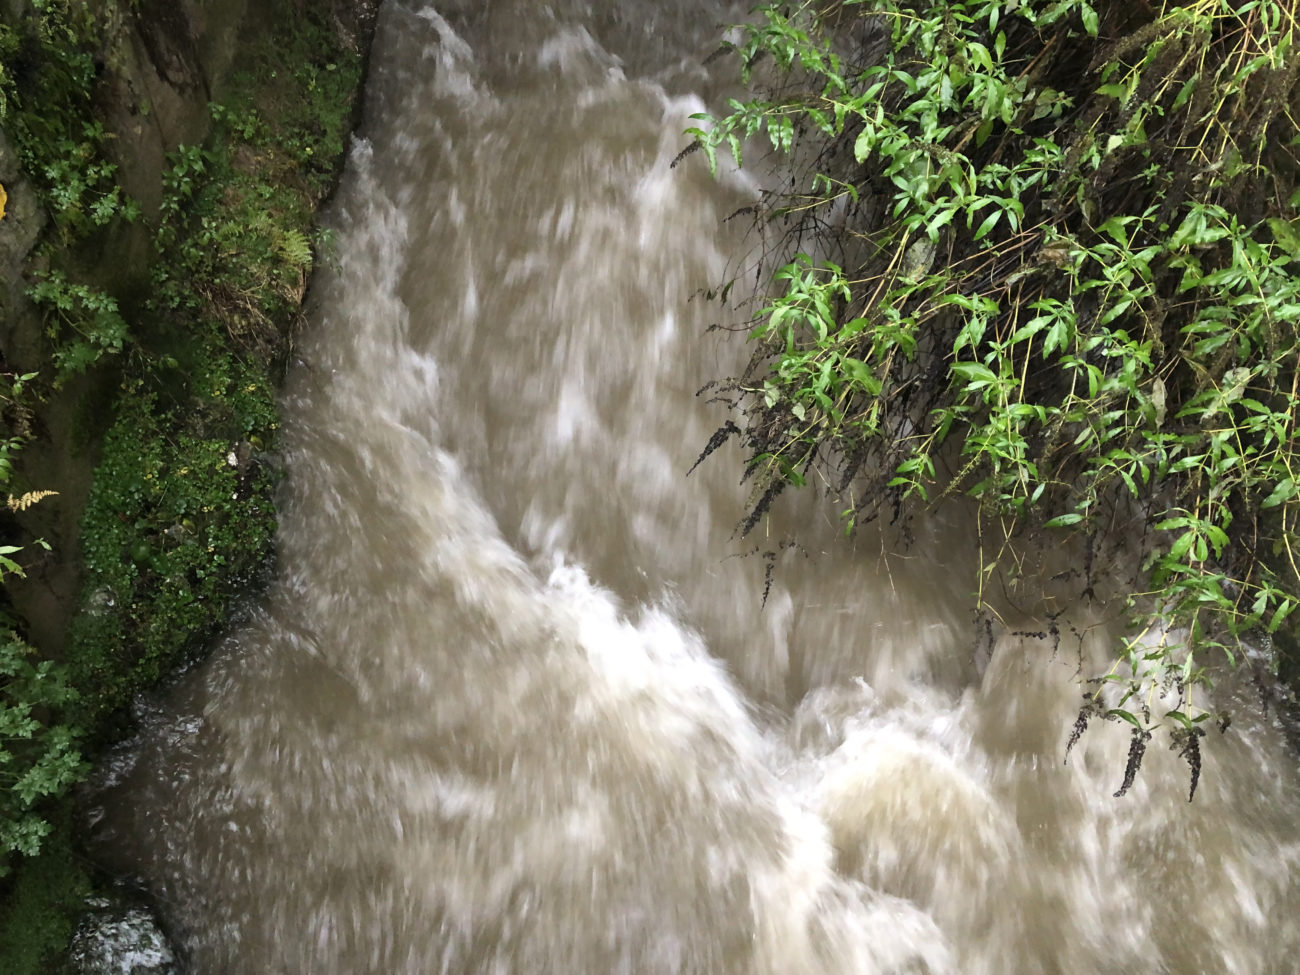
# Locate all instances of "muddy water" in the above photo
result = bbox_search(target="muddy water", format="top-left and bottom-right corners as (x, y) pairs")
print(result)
(91, 3), (1300, 973)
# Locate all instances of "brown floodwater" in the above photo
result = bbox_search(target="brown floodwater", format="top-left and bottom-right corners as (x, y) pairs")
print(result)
(90, 3), (1300, 972)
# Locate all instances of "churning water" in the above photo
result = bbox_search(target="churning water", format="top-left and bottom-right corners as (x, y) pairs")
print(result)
(91, 2), (1300, 972)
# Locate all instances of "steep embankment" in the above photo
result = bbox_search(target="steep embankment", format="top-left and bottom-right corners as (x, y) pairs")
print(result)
(0, 1), (376, 969)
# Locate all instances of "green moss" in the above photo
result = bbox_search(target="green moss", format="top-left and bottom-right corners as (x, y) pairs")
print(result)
(66, 359), (278, 725)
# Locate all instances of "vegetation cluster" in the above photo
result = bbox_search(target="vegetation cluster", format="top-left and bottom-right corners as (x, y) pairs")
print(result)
(0, 0), (366, 969)
(688, 0), (1300, 790)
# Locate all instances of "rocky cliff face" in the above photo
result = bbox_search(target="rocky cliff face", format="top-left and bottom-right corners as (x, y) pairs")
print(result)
(0, 2), (377, 970)
(0, 125), (42, 362)
(0, 0), (377, 652)
(98, 0), (379, 214)
(1, 0), (379, 328)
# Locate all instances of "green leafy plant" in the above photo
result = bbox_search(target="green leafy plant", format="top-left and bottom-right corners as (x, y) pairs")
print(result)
(27, 272), (130, 384)
(0, 370), (81, 874)
(0, 1), (139, 236)
(688, 0), (1300, 790)
(0, 633), (84, 876)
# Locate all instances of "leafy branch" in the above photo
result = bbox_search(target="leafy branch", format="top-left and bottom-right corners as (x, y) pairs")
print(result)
(687, 0), (1300, 777)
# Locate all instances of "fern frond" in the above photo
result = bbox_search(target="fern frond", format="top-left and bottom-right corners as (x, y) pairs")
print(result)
(276, 229), (314, 271)
(8, 490), (59, 512)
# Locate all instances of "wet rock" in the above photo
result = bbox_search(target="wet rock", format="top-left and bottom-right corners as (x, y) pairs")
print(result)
(68, 898), (179, 975)
(84, 586), (119, 616)
(0, 128), (46, 359)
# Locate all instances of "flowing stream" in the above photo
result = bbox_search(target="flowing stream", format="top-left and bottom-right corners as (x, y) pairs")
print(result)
(91, 3), (1300, 972)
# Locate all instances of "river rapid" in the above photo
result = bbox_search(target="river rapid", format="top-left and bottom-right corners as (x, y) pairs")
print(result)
(90, 2), (1300, 973)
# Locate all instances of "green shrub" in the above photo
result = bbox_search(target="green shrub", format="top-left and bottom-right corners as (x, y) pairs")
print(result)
(63, 3), (363, 727)
(689, 0), (1300, 785)
(0, 632), (84, 876)
(27, 273), (130, 385)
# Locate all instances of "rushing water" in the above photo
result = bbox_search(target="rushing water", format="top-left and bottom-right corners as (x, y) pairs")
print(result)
(91, 3), (1300, 973)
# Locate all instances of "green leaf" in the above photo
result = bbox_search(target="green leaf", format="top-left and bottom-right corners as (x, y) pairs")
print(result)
(1107, 708), (1143, 729)
(951, 362), (997, 384)
(1169, 531), (1196, 562)
(973, 209), (1001, 241)
(1097, 215), (1131, 245)
(839, 356), (883, 395)
(1268, 600), (1295, 633)
(854, 126), (875, 163)
(1267, 217), (1300, 260)
(1262, 478), (1296, 508)
(1080, 5), (1099, 36)
(1044, 512), (1084, 528)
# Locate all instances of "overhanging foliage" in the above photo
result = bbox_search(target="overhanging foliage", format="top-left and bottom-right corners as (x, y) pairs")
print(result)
(688, 0), (1300, 782)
